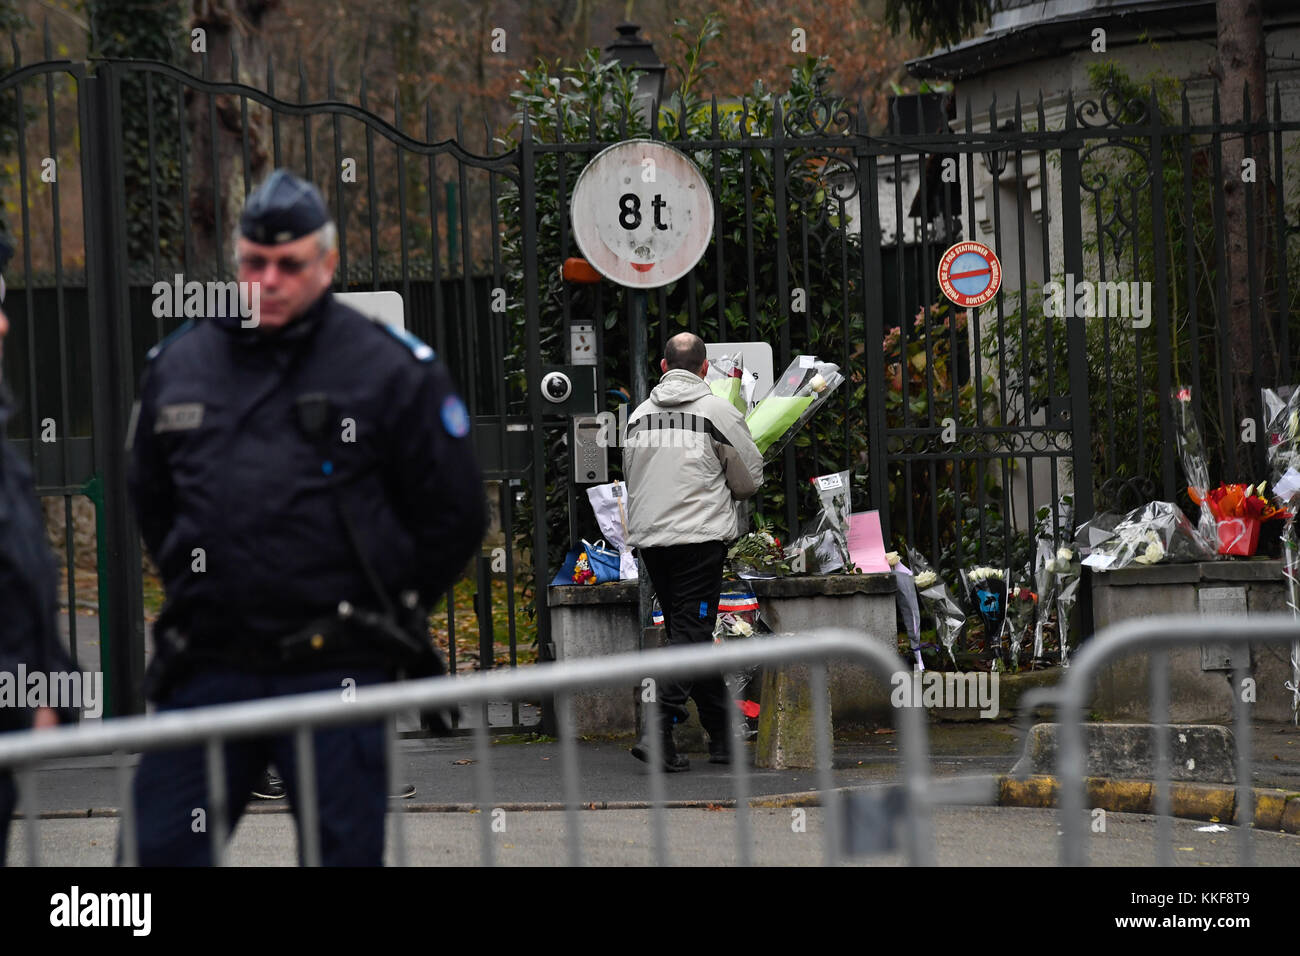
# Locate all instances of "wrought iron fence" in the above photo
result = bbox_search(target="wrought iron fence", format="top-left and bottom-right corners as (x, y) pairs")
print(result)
(2, 45), (1298, 713)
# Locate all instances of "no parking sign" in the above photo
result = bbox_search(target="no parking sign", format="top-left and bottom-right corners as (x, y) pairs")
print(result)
(937, 241), (1002, 308)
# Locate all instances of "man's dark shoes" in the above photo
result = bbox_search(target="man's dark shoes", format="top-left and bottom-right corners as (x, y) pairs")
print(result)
(631, 720), (690, 772)
(390, 783), (417, 799)
(252, 769), (286, 800)
(707, 738), (732, 765)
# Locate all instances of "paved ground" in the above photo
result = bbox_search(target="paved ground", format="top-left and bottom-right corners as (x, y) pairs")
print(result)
(17, 720), (1300, 813)
(9, 805), (1299, 867)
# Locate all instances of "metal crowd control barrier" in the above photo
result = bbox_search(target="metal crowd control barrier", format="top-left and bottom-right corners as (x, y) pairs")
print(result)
(1041, 613), (1300, 867)
(0, 629), (943, 866)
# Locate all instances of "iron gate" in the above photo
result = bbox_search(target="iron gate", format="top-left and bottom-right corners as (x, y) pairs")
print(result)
(5, 46), (1296, 716)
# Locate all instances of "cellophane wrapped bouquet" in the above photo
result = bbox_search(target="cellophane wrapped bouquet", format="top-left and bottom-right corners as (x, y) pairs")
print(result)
(905, 546), (966, 667)
(1079, 501), (1217, 571)
(705, 352), (748, 415)
(1262, 385), (1300, 723)
(783, 471), (852, 574)
(745, 356), (845, 460)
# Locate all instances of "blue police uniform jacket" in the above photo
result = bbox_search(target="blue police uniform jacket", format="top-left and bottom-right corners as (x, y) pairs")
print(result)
(0, 386), (76, 731)
(128, 291), (486, 658)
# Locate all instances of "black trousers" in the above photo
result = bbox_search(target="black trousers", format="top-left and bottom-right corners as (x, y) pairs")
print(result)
(127, 665), (389, 866)
(640, 540), (731, 736)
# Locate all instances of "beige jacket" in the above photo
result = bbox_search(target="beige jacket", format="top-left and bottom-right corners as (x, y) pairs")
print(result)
(622, 369), (764, 548)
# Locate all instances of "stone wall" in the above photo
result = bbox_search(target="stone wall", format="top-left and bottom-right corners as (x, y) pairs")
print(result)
(1090, 562), (1296, 723)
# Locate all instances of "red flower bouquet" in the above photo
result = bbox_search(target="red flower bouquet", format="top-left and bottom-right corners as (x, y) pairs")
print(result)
(1189, 482), (1291, 556)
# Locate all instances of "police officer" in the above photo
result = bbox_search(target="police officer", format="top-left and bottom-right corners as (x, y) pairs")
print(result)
(126, 171), (486, 866)
(0, 233), (78, 863)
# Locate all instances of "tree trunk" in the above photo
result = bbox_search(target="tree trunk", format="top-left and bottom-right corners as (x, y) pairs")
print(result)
(186, 0), (279, 275)
(1215, 0), (1274, 480)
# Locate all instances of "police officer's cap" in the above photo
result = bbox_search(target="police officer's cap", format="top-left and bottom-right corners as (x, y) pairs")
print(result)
(239, 169), (330, 245)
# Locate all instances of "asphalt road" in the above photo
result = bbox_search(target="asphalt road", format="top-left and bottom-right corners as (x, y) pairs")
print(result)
(8, 805), (1299, 866)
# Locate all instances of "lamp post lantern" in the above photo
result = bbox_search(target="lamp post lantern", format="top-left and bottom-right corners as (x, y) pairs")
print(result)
(603, 22), (666, 123)
(982, 119), (1016, 178)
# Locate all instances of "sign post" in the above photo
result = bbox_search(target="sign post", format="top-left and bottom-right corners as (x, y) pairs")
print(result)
(569, 140), (715, 681)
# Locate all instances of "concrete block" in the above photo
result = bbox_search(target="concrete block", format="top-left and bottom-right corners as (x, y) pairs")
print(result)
(1088, 563), (1297, 722)
(1011, 723), (1237, 783)
(756, 587), (899, 723)
(756, 662), (829, 769)
(548, 585), (641, 736)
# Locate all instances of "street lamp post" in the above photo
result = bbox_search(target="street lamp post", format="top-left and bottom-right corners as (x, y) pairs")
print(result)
(603, 22), (666, 128)
(601, 23), (666, 701)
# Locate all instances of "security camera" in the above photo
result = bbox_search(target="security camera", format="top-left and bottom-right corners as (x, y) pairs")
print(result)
(541, 370), (573, 404)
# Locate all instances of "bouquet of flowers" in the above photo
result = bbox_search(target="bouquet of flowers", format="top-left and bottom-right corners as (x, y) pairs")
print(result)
(1030, 496), (1076, 664)
(1263, 385), (1300, 724)
(705, 352), (747, 415)
(1080, 501), (1218, 571)
(1263, 385), (1300, 489)
(1188, 482), (1292, 556)
(1006, 579), (1038, 671)
(727, 514), (792, 579)
(1036, 545), (1081, 664)
(889, 549), (925, 670)
(784, 471), (852, 574)
(906, 546), (966, 666)
(744, 355), (845, 460)
(1171, 386), (1218, 550)
(961, 566), (1009, 666)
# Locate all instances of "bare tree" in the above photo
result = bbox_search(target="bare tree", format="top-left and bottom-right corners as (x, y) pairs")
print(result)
(186, 0), (279, 273)
(1214, 0), (1274, 479)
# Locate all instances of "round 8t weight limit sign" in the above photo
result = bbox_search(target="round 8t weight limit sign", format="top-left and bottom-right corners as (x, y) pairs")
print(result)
(937, 241), (1002, 308)
(570, 141), (713, 289)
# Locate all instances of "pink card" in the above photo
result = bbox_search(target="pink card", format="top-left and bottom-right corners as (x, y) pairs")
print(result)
(847, 511), (891, 572)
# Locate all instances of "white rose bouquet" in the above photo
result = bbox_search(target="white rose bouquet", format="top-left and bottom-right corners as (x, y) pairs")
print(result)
(905, 547), (965, 666)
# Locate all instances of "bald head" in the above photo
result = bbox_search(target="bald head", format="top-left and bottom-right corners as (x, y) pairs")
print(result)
(662, 332), (708, 377)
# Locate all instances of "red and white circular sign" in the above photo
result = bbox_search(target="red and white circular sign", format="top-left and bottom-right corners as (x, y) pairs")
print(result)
(937, 241), (1002, 307)
(569, 141), (713, 290)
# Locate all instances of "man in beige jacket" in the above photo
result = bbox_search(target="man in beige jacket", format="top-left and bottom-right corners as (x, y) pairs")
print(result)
(623, 332), (763, 771)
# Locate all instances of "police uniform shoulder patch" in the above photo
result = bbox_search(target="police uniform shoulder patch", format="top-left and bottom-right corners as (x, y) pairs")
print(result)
(440, 394), (471, 438)
(379, 322), (435, 363)
(145, 318), (198, 362)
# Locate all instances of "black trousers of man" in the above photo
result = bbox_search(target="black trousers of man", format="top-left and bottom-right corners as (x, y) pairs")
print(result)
(640, 540), (731, 736)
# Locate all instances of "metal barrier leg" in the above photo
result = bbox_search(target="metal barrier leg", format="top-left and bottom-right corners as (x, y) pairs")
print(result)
(726, 687), (751, 867)
(18, 765), (39, 867)
(1151, 650), (1172, 866)
(116, 749), (137, 867)
(1232, 662), (1254, 866)
(205, 738), (228, 867)
(645, 699), (669, 867)
(554, 691), (583, 867)
(386, 719), (408, 867)
(898, 688), (935, 866)
(294, 726), (322, 867)
(1059, 700), (1086, 866)
(473, 703), (495, 867)
(810, 663), (838, 866)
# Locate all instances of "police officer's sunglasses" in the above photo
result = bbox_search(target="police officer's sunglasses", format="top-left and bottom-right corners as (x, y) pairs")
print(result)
(237, 251), (324, 276)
